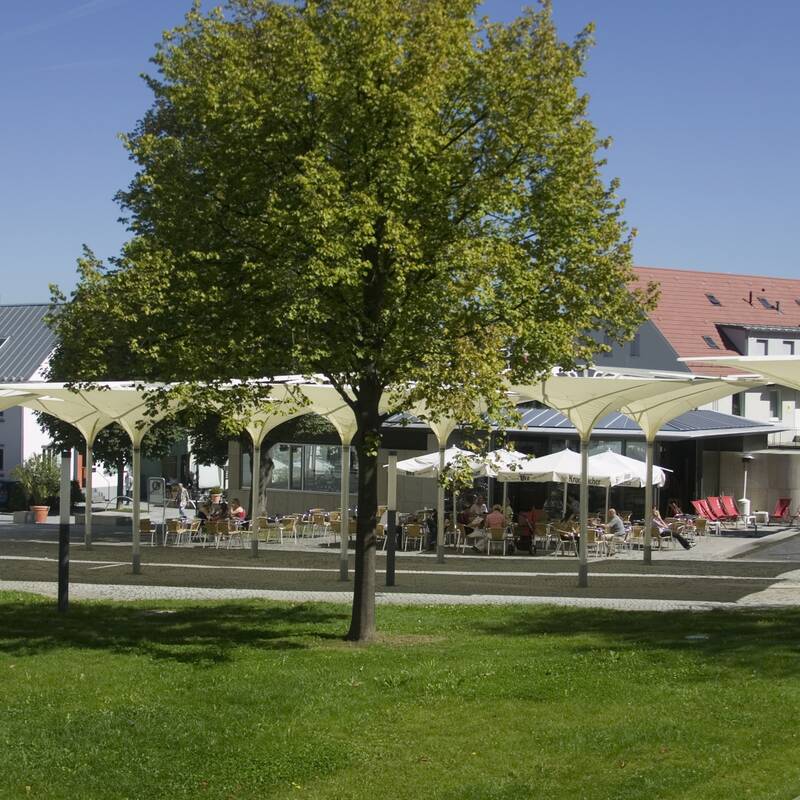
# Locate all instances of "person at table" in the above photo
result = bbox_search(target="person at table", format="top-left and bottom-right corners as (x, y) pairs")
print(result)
(562, 495), (580, 523)
(229, 498), (246, 523)
(601, 507), (625, 553)
(485, 504), (505, 529)
(653, 507), (693, 550)
(667, 498), (686, 517)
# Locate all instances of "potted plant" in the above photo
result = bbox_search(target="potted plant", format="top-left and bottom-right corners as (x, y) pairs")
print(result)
(208, 486), (223, 504)
(11, 453), (61, 523)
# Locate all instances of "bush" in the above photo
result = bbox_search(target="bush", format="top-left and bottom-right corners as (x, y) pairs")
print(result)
(10, 453), (61, 506)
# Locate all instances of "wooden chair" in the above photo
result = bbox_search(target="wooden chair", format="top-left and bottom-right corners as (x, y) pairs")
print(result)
(202, 520), (218, 548)
(552, 526), (577, 557)
(164, 518), (188, 547)
(252, 516), (280, 545)
(279, 517), (297, 544)
(375, 523), (386, 550)
(138, 518), (156, 547)
(403, 523), (424, 551)
(486, 527), (507, 556)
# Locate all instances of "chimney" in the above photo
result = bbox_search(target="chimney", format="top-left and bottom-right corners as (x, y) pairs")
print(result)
(776, 300), (781, 312)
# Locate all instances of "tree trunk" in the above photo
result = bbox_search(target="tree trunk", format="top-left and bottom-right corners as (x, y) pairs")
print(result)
(345, 395), (380, 642)
(115, 458), (125, 510)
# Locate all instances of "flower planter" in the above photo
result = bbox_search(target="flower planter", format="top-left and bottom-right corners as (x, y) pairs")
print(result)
(30, 505), (50, 524)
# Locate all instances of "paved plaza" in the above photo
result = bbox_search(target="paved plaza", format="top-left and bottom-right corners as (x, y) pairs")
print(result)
(2, 515), (800, 612)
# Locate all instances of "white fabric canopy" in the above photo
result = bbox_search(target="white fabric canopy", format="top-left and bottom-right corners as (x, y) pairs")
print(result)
(492, 447), (632, 486)
(679, 355), (800, 393)
(588, 449), (669, 489)
(394, 446), (481, 477)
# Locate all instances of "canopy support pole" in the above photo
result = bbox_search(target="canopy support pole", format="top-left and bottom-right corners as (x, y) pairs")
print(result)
(58, 448), (71, 614)
(604, 484), (610, 522)
(643, 438), (655, 565)
(251, 437), (261, 519)
(562, 480), (568, 518)
(84, 440), (93, 548)
(578, 436), (590, 588)
(386, 451), (397, 586)
(436, 446), (446, 563)
(131, 444), (142, 574)
(339, 443), (350, 581)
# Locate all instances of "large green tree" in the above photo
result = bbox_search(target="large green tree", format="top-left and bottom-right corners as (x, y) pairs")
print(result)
(57, 0), (656, 640)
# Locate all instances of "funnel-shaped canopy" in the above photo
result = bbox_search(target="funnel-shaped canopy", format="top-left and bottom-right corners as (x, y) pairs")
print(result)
(679, 355), (799, 393)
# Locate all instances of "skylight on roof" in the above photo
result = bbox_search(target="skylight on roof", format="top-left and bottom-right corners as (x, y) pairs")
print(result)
(702, 335), (720, 349)
(0, 337), (7, 349)
(705, 293), (721, 306)
(757, 296), (774, 309)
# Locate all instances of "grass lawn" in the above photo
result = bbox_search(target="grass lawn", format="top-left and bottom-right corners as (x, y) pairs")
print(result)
(1, 591), (799, 799)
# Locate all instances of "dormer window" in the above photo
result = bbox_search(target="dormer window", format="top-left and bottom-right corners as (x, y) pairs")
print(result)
(705, 293), (721, 306)
(702, 335), (720, 349)
(757, 296), (774, 309)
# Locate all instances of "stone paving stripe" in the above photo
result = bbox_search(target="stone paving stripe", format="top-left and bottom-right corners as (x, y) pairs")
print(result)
(0, 555), (780, 582)
(0, 580), (737, 611)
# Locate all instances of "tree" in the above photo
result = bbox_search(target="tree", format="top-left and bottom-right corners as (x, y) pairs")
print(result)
(56, 0), (657, 641)
(45, 249), (230, 500)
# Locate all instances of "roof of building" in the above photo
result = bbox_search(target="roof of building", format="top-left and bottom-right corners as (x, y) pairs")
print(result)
(515, 405), (782, 440)
(632, 266), (800, 376)
(0, 304), (57, 381)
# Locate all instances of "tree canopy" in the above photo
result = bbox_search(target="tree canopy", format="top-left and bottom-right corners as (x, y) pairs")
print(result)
(54, 0), (656, 640)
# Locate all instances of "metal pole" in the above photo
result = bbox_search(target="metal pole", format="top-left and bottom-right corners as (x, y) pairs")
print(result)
(58, 448), (71, 613)
(386, 451), (397, 586)
(131, 444), (142, 574)
(251, 438), (261, 518)
(604, 484), (610, 522)
(578, 436), (589, 588)
(562, 480), (568, 518)
(643, 438), (655, 565)
(436, 445), (445, 563)
(84, 440), (93, 548)
(339, 443), (350, 581)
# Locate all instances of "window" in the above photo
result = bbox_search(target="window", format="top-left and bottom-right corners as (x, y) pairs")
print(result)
(702, 335), (720, 349)
(757, 297), (773, 309)
(0, 447), (4, 471)
(624, 441), (646, 461)
(0, 337), (7, 349)
(769, 390), (780, 419)
(630, 334), (640, 357)
(783, 340), (796, 355)
(266, 443), (357, 492)
(731, 392), (743, 417)
(705, 293), (721, 306)
(602, 333), (613, 358)
(754, 339), (769, 355)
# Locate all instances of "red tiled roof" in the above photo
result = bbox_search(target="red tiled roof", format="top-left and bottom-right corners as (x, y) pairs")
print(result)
(632, 266), (800, 376)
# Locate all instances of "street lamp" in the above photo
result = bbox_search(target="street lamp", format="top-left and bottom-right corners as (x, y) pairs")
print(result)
(739, 454), (754, 521)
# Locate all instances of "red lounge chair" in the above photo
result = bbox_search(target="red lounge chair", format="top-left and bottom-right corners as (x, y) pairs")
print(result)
(691, 499), (719, 521)
(770, 498), (791, 524)
(707, 496), (735, 521)
(720, 496), (740, 522)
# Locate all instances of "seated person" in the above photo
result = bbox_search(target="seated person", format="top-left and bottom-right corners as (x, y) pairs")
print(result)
(229, 498), (246, 522)
(562, 496), (580, 523)
(602, 507), (626, 552)
(653, 507), (692, 550)
(485, 504), (505, 529)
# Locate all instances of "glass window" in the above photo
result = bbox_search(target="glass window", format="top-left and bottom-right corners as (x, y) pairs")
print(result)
(769, 390), (780, 419)
(305, 444), (341, 492)
(0, 447), (4, 471)
(731, 392), (743, 417)
(290, 445), (303, 489)
(267, 444), (290, 489)
(630, 334), (640, 357)
(240, 449), (252, 488)
(783, 340), (796, 355)
(590, 440), (623, 456)
(755, 339), (769, 355)
(624, 441), (646, 462)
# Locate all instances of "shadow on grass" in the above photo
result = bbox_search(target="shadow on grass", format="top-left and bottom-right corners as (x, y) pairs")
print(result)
(476, 605), (800, 676)
(0, 598), (349, 665)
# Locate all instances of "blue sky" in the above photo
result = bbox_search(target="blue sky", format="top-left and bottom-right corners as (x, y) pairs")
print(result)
(1, 1), (798, 304)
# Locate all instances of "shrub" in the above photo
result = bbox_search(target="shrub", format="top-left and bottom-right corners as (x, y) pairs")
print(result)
(10, 453), (61, 506)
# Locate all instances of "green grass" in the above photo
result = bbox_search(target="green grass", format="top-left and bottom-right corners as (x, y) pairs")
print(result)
(1, 592), (799, 799)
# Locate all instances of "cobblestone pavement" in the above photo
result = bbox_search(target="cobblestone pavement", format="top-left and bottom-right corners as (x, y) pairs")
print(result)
(2, 520), (800, 610)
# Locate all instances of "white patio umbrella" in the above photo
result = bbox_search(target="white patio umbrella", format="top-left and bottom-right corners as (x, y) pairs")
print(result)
(589, 449), (670, 520)
(492, 447), (632, 487)
(588, 450), (669, 489)
(394, 446), (482, 477)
